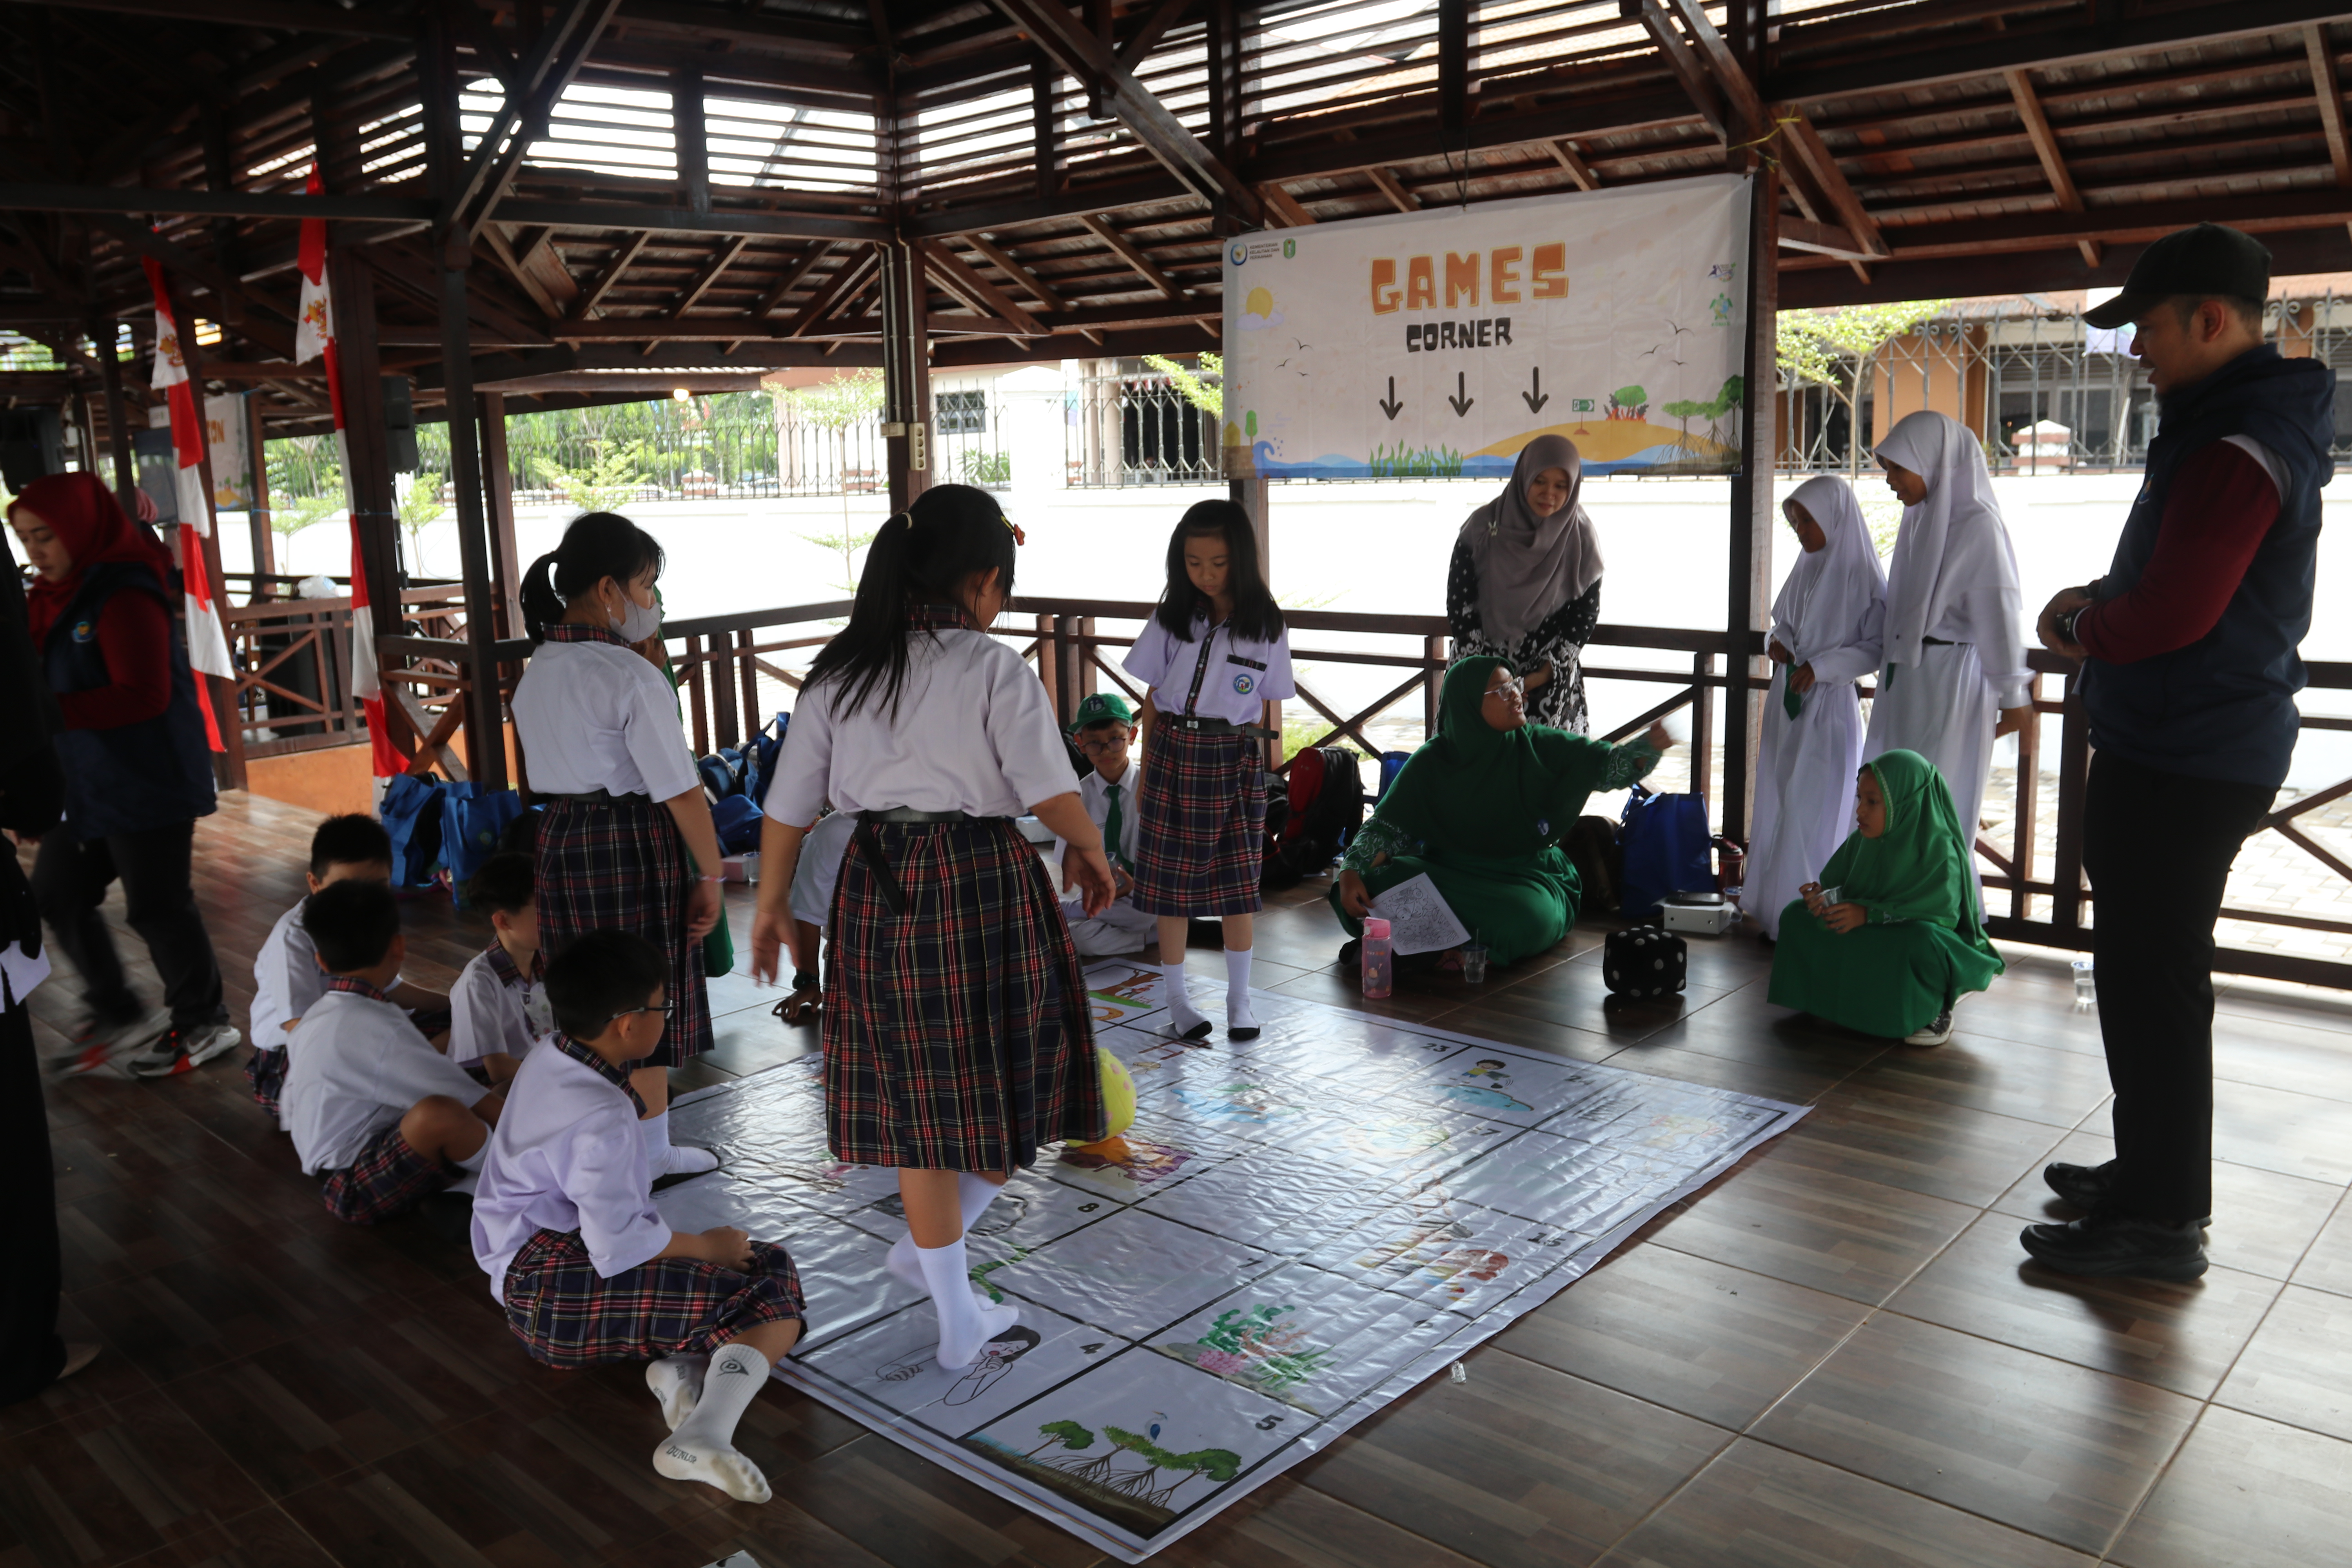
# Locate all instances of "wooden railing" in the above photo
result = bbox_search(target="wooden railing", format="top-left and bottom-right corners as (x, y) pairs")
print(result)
(224, 583), (474, 761)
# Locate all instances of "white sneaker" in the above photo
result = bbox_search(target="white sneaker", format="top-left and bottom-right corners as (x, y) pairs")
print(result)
(1903, 1007), (1955, 1047)
(48, 1006), (171, 1078)
(126, 1021), (243, 1079)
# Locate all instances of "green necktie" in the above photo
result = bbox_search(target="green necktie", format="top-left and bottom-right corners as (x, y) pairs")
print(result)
(1104, 782), (1128, 873)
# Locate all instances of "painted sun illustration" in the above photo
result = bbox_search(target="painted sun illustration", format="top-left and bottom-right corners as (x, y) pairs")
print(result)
(1244, 285), (1274, 318)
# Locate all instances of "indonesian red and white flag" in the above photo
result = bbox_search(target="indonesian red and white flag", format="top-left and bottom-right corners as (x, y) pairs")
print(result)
(296, 164), (403, 778)
(143, 256), (232, 752)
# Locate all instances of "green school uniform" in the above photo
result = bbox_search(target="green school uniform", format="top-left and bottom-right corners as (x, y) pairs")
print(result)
(1767, 747), (2004, 1036)
(1330, 655), (1659, 966)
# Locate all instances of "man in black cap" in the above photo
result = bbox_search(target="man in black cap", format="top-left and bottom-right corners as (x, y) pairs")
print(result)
(2025, 223), (2334, 1280)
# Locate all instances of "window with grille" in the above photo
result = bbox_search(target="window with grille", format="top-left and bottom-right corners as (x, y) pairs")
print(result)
(937, 390), (988, 435)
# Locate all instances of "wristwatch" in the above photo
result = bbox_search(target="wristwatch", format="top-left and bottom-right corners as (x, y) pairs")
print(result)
(2055, 603), (2087, 644)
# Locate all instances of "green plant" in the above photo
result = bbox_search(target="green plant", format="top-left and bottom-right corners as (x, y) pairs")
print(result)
(1777, 301), (1951, 477)
(958, 448), (1011, 485)
(397, 471), (446, 574)
(274, 491), (341, 541)
(1143, 352), (1222, 418)
(533, 439), (652, 514)
(1366, 442), (1463, 478)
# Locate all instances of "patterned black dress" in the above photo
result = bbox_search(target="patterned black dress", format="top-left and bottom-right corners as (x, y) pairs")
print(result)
(1446, 538), (1602, 733)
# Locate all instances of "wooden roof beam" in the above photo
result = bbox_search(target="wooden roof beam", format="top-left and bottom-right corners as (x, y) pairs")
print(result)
(1779, 216), (1875, 262)
(991, 0), (1260, 225)
(1256, 183), (1318, 226)
(1115, 0), (1192, 71)
(747, 242), (837, 320)
(1622, 0), (1727, 142)
(1546, 140), (1601, 191)
(1775, 107), (1891, 264)
(2005, 68), (2103, 269)
(1078, 212), (1189, 300)
(786, 246), (878, 338)
(1366, 167), (1419, 212)
(960, 232), (1067, 308)
(571, 230), (649, 319)
(1659, 0), (1767, 138)
(673, 234), (752, 315)
(478, 223), (568, 320)
(447, 0), (626, 240)
(2308, 24), (2352, 188)
(918, 238), (1047, 336)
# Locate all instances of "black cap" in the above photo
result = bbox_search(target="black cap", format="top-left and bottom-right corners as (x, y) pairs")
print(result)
(2082, 223), (2272, 329)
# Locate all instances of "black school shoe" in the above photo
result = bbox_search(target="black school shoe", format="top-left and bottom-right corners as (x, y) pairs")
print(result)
(2044, 1161), (2211, 1226)
(2018, 1214), (2208, 1281)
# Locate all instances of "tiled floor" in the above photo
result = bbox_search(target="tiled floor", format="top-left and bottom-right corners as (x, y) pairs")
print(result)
(13, 789), (2352, 1568)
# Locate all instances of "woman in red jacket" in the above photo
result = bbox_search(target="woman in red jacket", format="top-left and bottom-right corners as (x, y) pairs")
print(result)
(9, 474), (235, 1078)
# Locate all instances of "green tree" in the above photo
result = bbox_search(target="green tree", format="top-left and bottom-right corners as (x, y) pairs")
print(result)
(533, 441), (651, 514)
(273, 491), (342, 546)
(1660, 398), (1704, 452)
(1777, 301), (1950, 477)
(1026, 1420), (1095, 1460)
(1142, 352), (1221, 418)
(783, 368), (887, 591)
(397, 472), (446, 577)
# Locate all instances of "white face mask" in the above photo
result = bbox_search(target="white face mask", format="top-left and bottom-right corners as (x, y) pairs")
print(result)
(610, 588), (661, 643)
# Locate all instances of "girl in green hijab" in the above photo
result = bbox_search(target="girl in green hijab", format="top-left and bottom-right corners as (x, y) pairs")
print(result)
(1332, 656), (1671, 967)
(1766, 747), (2004, 1044)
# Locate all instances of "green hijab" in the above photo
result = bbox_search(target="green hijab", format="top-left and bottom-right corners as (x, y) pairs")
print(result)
(1371, 655), (1621, 859)
(1820, 749), (1991, 940)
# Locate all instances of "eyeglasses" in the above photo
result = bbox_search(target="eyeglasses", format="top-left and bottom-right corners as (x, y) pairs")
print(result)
(608, 1000), (675, 1025)
(1484, 677), (1526, 699)
(1074, 732), (1127, 754)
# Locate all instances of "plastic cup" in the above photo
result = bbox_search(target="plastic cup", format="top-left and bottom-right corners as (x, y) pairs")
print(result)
(2072, 956), (2095, 1007)
(1460, 944), (1490, 984)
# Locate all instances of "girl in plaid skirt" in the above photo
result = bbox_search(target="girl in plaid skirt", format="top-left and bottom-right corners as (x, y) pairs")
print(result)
(751, 484), (1117, 1374)
(1123, 500), (1294, 1042)
(511, 512), (724, 1181)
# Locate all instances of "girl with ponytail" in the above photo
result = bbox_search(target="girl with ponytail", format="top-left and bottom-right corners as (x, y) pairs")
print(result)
(508, 511), (722, 1178)
(751, 484), (1116, 1376)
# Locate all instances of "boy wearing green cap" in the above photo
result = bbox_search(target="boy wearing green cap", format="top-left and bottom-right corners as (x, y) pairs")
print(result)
(1054, 694), (1155, 957)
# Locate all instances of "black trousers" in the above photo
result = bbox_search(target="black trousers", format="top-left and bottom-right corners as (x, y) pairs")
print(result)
(2083, 751), (2274, 1225)
(0, 996), (63, 1404)
(32, 821), (225, 1029)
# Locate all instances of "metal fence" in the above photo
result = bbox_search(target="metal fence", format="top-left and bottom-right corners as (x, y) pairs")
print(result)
(1780, 294), (2352, 474)
(1067, 367), (1222, 487)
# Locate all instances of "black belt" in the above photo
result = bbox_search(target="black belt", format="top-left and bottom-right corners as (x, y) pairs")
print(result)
(1165, 716), (1279, 739)
(853, 809), (1009, 913)
(544, 788), (652, 804)
(1920, 637), (1965, 648)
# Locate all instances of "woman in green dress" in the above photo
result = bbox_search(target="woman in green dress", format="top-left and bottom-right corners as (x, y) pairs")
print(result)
(1767, 747), (2004, 1045)
(1332, 656), (1671, 967)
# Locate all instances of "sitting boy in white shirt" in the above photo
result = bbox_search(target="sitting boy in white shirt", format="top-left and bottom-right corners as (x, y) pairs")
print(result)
(472, 929), (804, 1504)
(447, 853), (549, 1087)
(1052, 693), (1156, 957)
(282, 879), (503, 1225)
(249, 813), (450, 1123)
(773, 807), (858, 1024)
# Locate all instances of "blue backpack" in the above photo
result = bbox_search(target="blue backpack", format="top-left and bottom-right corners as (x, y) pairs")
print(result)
(746, 711), (789, 802)
(443, 785), (525, 895)
(1619, 784), (1712, 919)
(377, 774), (446, 890)
(712, 793), (765, 855)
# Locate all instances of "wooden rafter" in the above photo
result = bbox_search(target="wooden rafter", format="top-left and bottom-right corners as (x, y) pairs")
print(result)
(571, 230), (649, 319)
(1546, 140), (1601, 191)
(1078, 213), (1188, 300)
(2307, 23), (2352, 187)
(1255, 182), (1317, 226)
(960, 233), (1066, 309)
(786, 246), (878, 338)
(917, 239), (1046, 336)
(674, 234), (752, 314)
(1365, 167), (1418, 212)
(2005, 67), (2103, 268)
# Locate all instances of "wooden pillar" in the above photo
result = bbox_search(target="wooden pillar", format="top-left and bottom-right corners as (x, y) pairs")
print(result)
(1720, 164), (1778, 844)
(674, 68), (710, 214)
(479, 390), (522, 636)
(1032, 57), (1057, 201)
(96, 319), (138, 516)
(246, 390), (274, 580)
(879, 240), (932, 513)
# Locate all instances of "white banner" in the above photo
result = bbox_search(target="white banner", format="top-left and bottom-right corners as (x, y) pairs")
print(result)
(1221, 173), (1752, 481)
(205, 392), (251, 511)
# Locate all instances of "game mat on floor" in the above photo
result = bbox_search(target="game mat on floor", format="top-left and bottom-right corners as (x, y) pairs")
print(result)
(660, 962), (1808, 1561)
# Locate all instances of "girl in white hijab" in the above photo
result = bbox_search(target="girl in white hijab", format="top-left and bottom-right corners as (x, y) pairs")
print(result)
(1447, 434), (1604, 730)
(1864, 411), (2033, 915)
(1748, 475), (1886, 940)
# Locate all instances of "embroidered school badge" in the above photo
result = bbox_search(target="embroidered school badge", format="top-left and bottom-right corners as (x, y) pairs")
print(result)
(1232, 673), (1255, 695)
(70, 619), (94, 643)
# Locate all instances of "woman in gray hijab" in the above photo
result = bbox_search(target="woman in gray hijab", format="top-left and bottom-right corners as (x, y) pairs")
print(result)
(1446, 434), (1604, 731)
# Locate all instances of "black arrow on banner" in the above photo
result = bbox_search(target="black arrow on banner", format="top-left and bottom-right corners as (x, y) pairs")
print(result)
(1521, 367), (1550, 414)
(1378, 376), (1402, 420)
(1447, 371), (1474, 417)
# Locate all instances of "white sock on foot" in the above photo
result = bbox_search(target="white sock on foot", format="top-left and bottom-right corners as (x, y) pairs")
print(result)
(1223, 948), (1258, 1038)
(654, 1341), (772, 1502)
(887, 1175), (1011, 1287)
(641, 1111), (721, 1177)
(646, 1353), (708, 1430)
(1160, 962), (1212, 1039)
(444, 1140), (489, 1196)
(918, 1238), (1020, 1371)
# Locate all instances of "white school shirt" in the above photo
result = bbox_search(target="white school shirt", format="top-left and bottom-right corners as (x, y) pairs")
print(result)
(764, 627), (1077, 823)
(1051, 757), (1142, 871)
(510, 634), (699, 800)
(788, 809), (861, 927)
(283, 987), (489, 1175)
(1123, 614), (1295, 725)
(250, 898), (325, 1057)
(470, 1037), (667, 1303)
(447, 941), (552, 1065)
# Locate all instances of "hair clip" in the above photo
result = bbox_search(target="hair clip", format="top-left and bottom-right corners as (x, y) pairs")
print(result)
(1001, 515), (1026, 546)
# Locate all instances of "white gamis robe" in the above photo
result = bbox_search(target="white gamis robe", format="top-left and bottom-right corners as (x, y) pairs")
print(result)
(1748, 476), (1886, 939)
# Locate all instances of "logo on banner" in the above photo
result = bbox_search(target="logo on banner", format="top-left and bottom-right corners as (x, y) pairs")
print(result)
(1282, 239), (1296, 260)
(1229, 240), (1249, 267)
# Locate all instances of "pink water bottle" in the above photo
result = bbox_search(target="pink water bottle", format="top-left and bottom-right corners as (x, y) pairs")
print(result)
(1361, 917), (1394, 999)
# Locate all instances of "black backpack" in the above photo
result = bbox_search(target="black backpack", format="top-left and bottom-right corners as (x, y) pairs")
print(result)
(1563, 815), (1624, 916)
(1261, 746), (1364, 891)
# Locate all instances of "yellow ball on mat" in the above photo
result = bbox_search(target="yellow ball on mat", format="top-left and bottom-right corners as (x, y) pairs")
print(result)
(1096, 1047), (1137, 1139)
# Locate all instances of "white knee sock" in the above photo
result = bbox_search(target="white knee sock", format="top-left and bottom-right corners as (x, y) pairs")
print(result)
(445, 1140), (489, 1196)
(887, 1177), (1010, 1289)
(645, 1352), (708, 1430)
(1223, 948), (1258, 1038)
(640, 1111), (720, 1177)
(1160, 961), (1211, 1039)
(653, 1340), (772, 1502)
(918, 1238), (1020, 1371)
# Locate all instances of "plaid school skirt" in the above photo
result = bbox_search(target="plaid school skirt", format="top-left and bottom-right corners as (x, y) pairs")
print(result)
(1132, 724), (1266, 917)
(536, 795), (711, 1065)
(824, 817), (1105, 1169)
(245, 1045), (285, 1118)
(319, 1123), (454, 1224)
(501, 1227), (805, 1370)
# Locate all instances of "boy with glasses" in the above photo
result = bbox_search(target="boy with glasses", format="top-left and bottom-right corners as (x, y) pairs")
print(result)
(1053, 693), (1156, 956)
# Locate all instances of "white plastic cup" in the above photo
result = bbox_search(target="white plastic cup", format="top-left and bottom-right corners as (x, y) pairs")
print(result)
(1460, 944), (1490, 984)
(2072, 956), (2095, 1007)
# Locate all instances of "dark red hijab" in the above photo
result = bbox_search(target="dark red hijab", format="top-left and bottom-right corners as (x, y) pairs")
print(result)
(11, 473), (174, 645)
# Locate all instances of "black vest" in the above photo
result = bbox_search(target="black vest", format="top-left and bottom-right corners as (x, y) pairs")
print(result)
(44, 563), (217, 838)
(2078, 347), (2334, 788)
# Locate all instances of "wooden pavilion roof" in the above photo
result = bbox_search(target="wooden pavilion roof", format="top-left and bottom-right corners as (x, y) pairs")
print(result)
(4, 0), (2352, 433)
